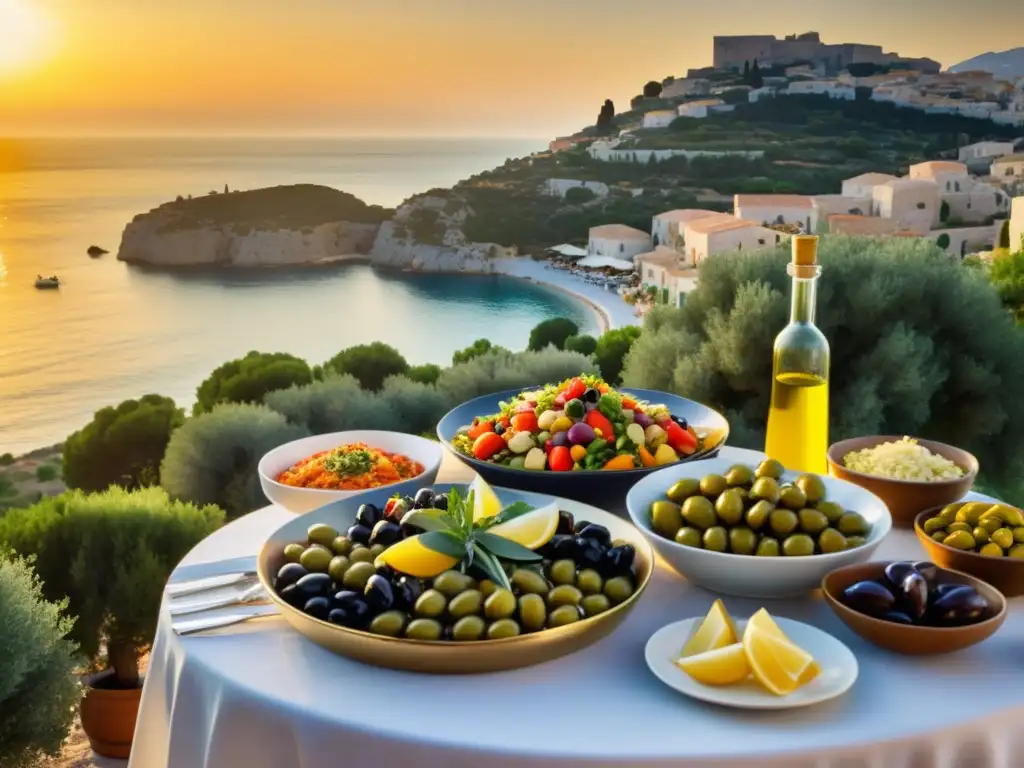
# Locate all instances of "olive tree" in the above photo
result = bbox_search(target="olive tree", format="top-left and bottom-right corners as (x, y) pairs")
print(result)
(324, 342), (409, 391)
(527, 317), (580, 351)
(194, 351), (312, 415)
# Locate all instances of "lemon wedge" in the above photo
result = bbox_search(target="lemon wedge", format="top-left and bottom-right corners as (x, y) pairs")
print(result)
(742, 624), (819, 696)
(679, 599), (738, 658)
(487, 501), (560, 550)
(675, 643), (750, 686)
(745, 608), (820, 685)
(469, 475), (503, 521)
(376, 534), (460, 578)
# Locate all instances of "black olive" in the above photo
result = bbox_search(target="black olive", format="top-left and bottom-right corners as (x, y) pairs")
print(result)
(840, 580), (895, 618)
(884, 561), (917, 589)
(556, 510), (575, 536)
(413, 488), (435, 509)
(432, 493), (449, 511)
(275, 562), (307, 590)
(396, 576), (423, 609)
(278, 584), (305, 607)
(581, 387), (600, 404)
(369, 520), (402, 547)
(332, 590), (370, 626)
(347, 524), (372, 545)
(493, 423), (505, 435)
(375, 564), (398, 581)
(328, 608), (350, 625)
(573, 520), (589, 535)
(400, 522), (424, 539)
(356, 503), (383, 529)
(913, 560), (939, 587)
(932, 585), (988, 624)
(295, 572), (333, 599)
(900, 571), (928, 620)
(541, 534), (577, 560)
(574, 536), (604, 568)
(577, 523), (611, 547)
(932, 583), (962, 602)
(364, 574), (395, 613)
(883, 610), (914, 625)
(303, 596), (331, 620)
(670, 414), (689, 431)
(601, 545), (636, 577)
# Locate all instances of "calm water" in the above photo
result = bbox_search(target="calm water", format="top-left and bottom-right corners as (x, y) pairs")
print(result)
(0, 137), (595, 454)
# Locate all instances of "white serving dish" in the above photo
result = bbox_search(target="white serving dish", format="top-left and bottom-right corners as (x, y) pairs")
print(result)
(626, 457), (892, 598)
(258, 430), (443, 514)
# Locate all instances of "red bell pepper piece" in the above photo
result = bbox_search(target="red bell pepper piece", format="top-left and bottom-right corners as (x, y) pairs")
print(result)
(564, 378), (586, 401)
(584, 409), (615, 440)
(511, 411), (539, 433)
(549, 445), (573, 471)
(472, 432), (506, 460)
(664, 421), (698, 455)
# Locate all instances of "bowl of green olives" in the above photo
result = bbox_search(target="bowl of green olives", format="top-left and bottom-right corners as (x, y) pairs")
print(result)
(915, 501), (1024, 598)
(257, 483), (654, 673)
(625, 456), (892, 598)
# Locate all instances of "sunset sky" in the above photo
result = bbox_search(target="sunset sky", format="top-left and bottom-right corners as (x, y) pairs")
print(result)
(2, 0), (1021, 138)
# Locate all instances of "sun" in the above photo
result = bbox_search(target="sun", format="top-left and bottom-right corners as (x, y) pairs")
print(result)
(0, 0), (55, 73)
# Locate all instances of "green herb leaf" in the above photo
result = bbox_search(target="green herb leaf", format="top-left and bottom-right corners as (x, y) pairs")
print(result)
(399, 509), (449, 533)
(418, 530), (467, 559)
(475, 532), (543, 562)
(462, 489), (475, 533)
(472, 543), (512, 591)
(495, 501), (533, 523)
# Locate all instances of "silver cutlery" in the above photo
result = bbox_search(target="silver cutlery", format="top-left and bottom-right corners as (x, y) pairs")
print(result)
(169, 582), (267, 617)
(166, 571), (257, 599)
(173, 607), (278, 636)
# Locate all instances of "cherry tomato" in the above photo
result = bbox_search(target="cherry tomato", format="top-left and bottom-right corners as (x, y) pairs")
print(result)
(549, 445), (573, 472)
(554, 393), (567, 408)
(544, 439), (554, 453)
(664, 420), (698, 455)
(564, 378), (586, 401)
(584, 409), (615, 441)
(511, 411), (539, 434)
(467, 420), (494, 440)
(472, 432), (506, 460)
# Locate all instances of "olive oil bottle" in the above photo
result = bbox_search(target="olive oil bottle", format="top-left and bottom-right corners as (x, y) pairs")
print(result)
(764, 235), (830, 474)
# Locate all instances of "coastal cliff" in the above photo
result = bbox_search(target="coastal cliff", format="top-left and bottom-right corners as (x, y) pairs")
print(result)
(117, 184), (389, 267)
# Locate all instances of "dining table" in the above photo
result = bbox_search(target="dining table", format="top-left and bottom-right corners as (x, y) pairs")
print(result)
(129, 446), (1024, 768)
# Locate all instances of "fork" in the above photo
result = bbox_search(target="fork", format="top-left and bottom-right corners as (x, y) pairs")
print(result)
(169, 582), (267, 617)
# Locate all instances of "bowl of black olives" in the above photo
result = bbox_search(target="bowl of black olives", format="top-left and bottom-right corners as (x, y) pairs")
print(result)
(822, 561), (1006, 655)
(256, 482), (653, 673)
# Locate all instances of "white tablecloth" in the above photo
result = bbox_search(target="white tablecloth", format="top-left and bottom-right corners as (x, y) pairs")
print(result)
(129, 447), (1024, 768)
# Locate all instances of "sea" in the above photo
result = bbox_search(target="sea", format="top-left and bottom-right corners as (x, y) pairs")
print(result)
(0, 136), (598, 455)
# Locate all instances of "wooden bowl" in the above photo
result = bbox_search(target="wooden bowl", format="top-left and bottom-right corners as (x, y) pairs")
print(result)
(827, 436), (977, 528)
(915, 506), (1024, 598)
(822, 561), (1006, 655)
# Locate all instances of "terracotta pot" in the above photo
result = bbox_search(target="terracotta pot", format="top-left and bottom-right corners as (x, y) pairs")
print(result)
(80, 669), (143, 759)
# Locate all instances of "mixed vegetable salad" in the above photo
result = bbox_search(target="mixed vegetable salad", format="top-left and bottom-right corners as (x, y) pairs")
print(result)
(452, 376), (702, 472)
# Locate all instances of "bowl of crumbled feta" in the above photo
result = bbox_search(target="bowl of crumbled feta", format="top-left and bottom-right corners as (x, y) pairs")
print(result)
(826, 436), (978, 528)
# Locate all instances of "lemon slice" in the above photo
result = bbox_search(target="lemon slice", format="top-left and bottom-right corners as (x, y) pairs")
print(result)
(377, 534), (461, 578)
(743, 624), (818, 696)
(487, 501), (559, 550)
(675, 643), (750, 686)
(744, 608), (820, 685)
(470, 475), (503, 521)
(680, 599), (738, 658)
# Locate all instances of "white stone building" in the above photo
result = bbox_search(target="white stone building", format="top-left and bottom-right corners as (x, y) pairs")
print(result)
(1011, 197), (1024, 252)
(586, 143), (764, 163)
(676, 99), (725, 119)
(908, 161), (970, 193)
(871, 179), (940, 233)
(959, 141), (1018, 170)
(785, 80), (856, 100)
(748, 87), (778, 103)
(587, 224), (653, 260)
(992, 154), (1024, 181)
(543, 179), (610, 199)
(734, 194), (817, 232)
(681, 217), (785, 265)
(811, 194), (874, 225)
(841, 172), (898, 198)
(650, 209), (729, 250)
(635, 247), (699, 307)
(642, 110), (678, 129)
(660, 78), (711, 100)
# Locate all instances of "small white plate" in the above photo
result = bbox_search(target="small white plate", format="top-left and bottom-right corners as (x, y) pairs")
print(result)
(645, 616), (858, 711)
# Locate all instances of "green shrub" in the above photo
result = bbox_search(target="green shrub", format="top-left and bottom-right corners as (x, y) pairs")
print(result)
(377, 376), (453, 435)
(622, 236), (1024, 495)
(528, 317), (580, 351)
(0, 553), (82, 768)
(161, 404), (308, 519)
(63, 395), (185, 492)
(266, 375), (402, 434)
(595, 326), (642, 384)
(564, 186), (597, 204)
(936, 233), (950, 250)
(565, 334), (598, 356)
(35, 465), (58, 483)
(0, 489), (223, 687)
(194, 351), (313, 415)
(436, 348), (596, 403)
(452, 338), (509, 365)
(407, 363), (442, 385)
(324, 342), (409, 391)
(989, 248), (1024, 324)
(0, 453), (13, 466)
(998, 220), (1010, 249)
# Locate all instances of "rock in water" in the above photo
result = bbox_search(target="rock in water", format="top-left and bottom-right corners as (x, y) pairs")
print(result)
(87, 245), (109, 257)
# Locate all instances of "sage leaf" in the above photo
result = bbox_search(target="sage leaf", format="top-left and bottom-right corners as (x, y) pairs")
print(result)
(491, 501), (533, 525)
(463, 489), (475, 532)
(418, 530), (467, 559)
(472, 542), (511, 591)
(400, 509), (449, 533)
(475, 532), (543, 561)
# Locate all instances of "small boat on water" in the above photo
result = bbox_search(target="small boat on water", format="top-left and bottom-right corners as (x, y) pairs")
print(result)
(35, 275), (60, 289)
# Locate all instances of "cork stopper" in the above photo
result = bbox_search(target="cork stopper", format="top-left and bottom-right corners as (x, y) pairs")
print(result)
(792, 235), (819, 266)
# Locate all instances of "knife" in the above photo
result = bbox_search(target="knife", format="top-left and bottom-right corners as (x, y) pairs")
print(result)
(170, 583), (267, 617)
(166, 571), (258, 599)
(173, 607), (278, 636)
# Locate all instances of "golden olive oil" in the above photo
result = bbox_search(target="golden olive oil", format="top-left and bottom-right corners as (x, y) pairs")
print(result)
(763, 236), (830, 474)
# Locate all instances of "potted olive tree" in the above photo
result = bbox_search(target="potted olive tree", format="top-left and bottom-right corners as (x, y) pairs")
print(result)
(0, 486), (224, 758)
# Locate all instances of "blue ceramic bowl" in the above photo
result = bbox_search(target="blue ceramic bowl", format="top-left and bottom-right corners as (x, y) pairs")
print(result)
(436, 387), (729, 509)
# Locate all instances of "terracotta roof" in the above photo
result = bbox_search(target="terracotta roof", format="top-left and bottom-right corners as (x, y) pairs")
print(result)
(589, 224), (651, 240)
(685, 217), (762, 235)
(645, 109), (677, 117)
(653, 209), (728, 223)
(879, 178), (937, 190)
(734, 194), (814, 210)
(843, 172), (898, 186)
(910, 160), (968, 178)
(636, 246), (681, 267)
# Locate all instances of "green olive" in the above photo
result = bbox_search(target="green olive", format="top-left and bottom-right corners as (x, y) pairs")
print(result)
(299, 546), (332, 572)
(728, 526), (757, 556)
(1014, 527), (1024, 543)
(327, 555), (351, 582)
(331, 536), (352, 556)
(956, 503), (988, 525)
(945, 521), (972, 534)
(1009, 544), (1024, 559)
(349, 546), (375, 564)
(943, 530), (976, 550)
(750, 477), (781, 505)
(846, 535), (867, 548)
(434, 570), (473, 597)
(701, 526), (727, 552)
(778, 485), (808, 511)
(452, 615), (486, 641)
(518, 593), (547, 631)
(984, 505), (1024, 527)
(724, 464), (755, 486)
(682, 496), (718, 530)
(782, 533), (815, 557)
(548, 584), (583, 608)
(369, 543), (386, 558)
(714, 488), (746, 526)
(979, 517), (1003, 535)
(794, 474), (826, 504)
(447, 589), (484, 618)
(369, 610), (406, 637)
(604, 576), (634, 604)
(931, 531), (947, 543)
(549, 559), (576, 586)
(923, 517), (948, 535)
(307, 523), (339, 548)
(991, 528), (1014, 549)
(837, 512), (869, 536)
(283, 543), (305, 562)
(755, 537), (780, 556)
(755, 458), (785, 479)
(484, 587), (517, 619)
(666, 478), (700, 503)
(815, 500), (844, 524)
(576, 569), (603, 595)
(414, 588), (447, 618)
(818, 528), (847, 554)
(650, 500), (683, 538)
(547, 604), (581, 628)
(341, 561), (375, 591)
(699, 474), (729, 498)
(674, 527), (703, 547)
(478, 579), (497, 597)
(798, 508), (829, 535)
(972, 526), (991, 545)
(745, 500), (774, 530)
(580, 593), (611, 617)
(936, 503), (963, 524)
(979, 542), (1004, 557)
(769, 508), (799, 536)
(487, 618), (521, 640)
(404, 618), (443, 640)
(511, 569), (549, 595)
